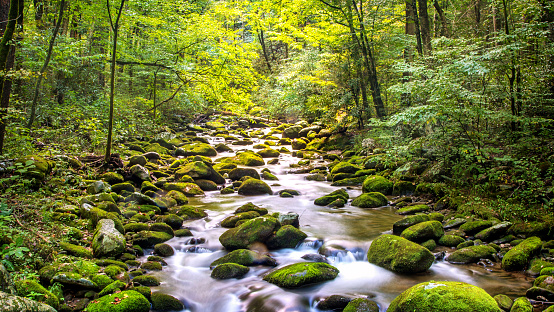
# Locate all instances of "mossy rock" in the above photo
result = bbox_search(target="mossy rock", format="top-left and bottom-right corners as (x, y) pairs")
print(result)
(99, 172), (124, 185)
(98, 280), (126, 297)
(59, 242), (92, 258)
(266, 225), (308, 249)
(140, 261), (163, 271)
(133, 231), (172, 248)
(0, 292), (57, 312)
(175, 161), (225, 184)
(237, 151), (265, 166)
(400, 221), (444, 243)
(330, 176), (365, 186)
(228, 168), (260, 181)
(194, 179), (217, 191)
(343, 298), (379, 312)
(263, 262), (339, 288)
(493, 294), (513, 311)
(237, 178), (272, 195)
(221, 211), (260, 228)
(219, 216), (280, 250)
(392, 181), (416, 196)
(367, 234), (434, 274)
(92, 219), (126, 258)
(362, 175), (393, 195)
(235, 202), (268, 215)
(16, 155), (54, 181)
(171, 206), (207, 220)
(176, 143), (217, 157)
(314, 189), (349, 206)
(85, 290), (150, 312)
(92, 274), (114, 290)
(397, 204), (430, 215)
(149, 223), (174, 237)
(351, 192), (388, 208)
(258, 148), (280, 158)
(387, 281), (501, 312)
(291, 138), (307, 150)
(421, 239), (437, 251)
(509, 297), (533, 312)
(220, 187), (234, 194)
(445, 245), (497, 264)
(502, 236), (542, 271)
(210, 249), (277, 268)
(509, 221), (552, 239)
(211, 263), (250, 279)
(150, 292), (185, 311)
(261, 171), (279, 181)
(330, 162), (361, 175)
(393, 214), (430, 235)
(154, 243), (175, 257)
(157, 214), (184, 230)
(132, 275), (160, 286)
(438, 235), (465, 247)
(145, 143), (170, 155)
(14, 279), (59, 310)
(459, 220), (493, 235)
(205, 121), (226, 129)
(475, 222), (512, 241)
(528, 259), (554, 276)
(215, 143), (233, 153)
(163, 182), (205, 197)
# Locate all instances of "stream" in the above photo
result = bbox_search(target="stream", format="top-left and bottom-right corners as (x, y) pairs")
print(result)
(145, 126), (533, 312)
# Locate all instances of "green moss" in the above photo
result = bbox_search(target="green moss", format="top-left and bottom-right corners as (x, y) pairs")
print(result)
(367, 234), (434, 274)
(510, 297), (533, 312)
(221, 211), (260, 228)
(131, 286), (151, 301)
(174, 229), (193, 237)
(266, 225), (308, 249)
(14, 279), (59, 309)
(237, 151), (265, 166)
(527, 259), (554, 276)
(210, 249), (277, 268)
(140, 261), (162, 271)
(195, 179), (219, 191)
(59, 242), (92, 258)
(133, 231), (173, 248)
(392, 214), (430, 235)
(104, 265), (125, 280)
(314, 189), (349, 206)
(92, 274), (114, 290)
(459, 220), (493, 235)
(261, 171), (279, 181)
(493, 294), (513, 311)
(154, 243), (174, 257)
(421, 239), (437, 251)
(258, 148), (280, 158)
(171, 206), (208, 220)
(99, 172), (124, 185)
(211, 263), (250, 279)
(150, 293), (185, 311)
(145, 143), (170, 155)
(397, 204), (430, 215)
(438, 235), (466, 247)
(132, 275), (160, 286)
(95, 259), (129, 270)
(163, 182), (205, 197)
(343, 298), (379, 312)
(502, 236), (542, 271)
(445, 245), (497, 264)
(330, 162), (361, 175)
(177, 143), (217, 156)
(362, 175), (393, 195)
(387, 281), (501, 312)
(124, 223), (149, 233)
(263, 262), (339, 288)
(237, 178), (272, 195)
(541, 267), (554, 276)
(98, 280), (126, 297)
(351, 192), (388, 208)
(219, 216), (280, 250)
(149, 223), (174, 236)
(85, 290), (150, 312)
(392, 181), (416, 196)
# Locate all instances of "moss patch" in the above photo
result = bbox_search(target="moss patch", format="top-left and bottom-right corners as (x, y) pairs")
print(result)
(263, 262), (339, 288)
(367, 234), (434, 274)
(85, 290), (150, 312)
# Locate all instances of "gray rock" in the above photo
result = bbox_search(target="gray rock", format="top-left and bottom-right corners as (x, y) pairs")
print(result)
(0, 291), (56, 312)
(92, 219), (126, 258)
(87, 181), (111, 194)
(0, 264), (16, 295)
(130, 164), (151, 182)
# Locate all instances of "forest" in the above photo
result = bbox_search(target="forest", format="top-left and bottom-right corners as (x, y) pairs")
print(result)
(0, 0), (553, 311)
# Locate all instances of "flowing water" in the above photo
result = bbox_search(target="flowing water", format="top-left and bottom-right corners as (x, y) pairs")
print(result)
(146, 128), (533, 312)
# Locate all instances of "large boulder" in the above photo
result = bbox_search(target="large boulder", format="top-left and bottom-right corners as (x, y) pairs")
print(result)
(150, 293), (185, 311)
(314, 189), (349, 206)
(175, 161), (225, 184)
(266, 225), (307, 249)
(258, 148), (280, 158)
(228, 168), (260, 181)
(362, 175), (393, 195)
(237, 151), (265, 166)
(445, 245), (497, 264)
(163, 182), (205, 197)
(330, 162), (361, 175)
(502, 236), (542, 271)
(392, 214), (430, 235)
(211, 263), (249, 279)
(367, 234), (434, 274)
(130, 164), (151, 182)
(283, 125), (302, 139)
(175, 143), (217, 157)
(0, 264), (16, 295)
(351, 192), (388, 208)
(84, 290), (150, 312)
(400, 221), (444, 243)
(387, 281), (502, 312)
(210, 249), (277, 268)
(0, 291), (57, 312)
(92, 219), (126, 258)
(475, 222), (512, 241)
(219, 216), (280, 250)
(237, 178), (272, 195)
(263, 262), (339, 288)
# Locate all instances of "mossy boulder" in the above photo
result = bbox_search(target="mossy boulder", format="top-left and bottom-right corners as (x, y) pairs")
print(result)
(237, 151), (265, 166)
(401, 221), (444, 243)
(314, 189), (349, 206)
(494, 294), (513, 311)
(14, 279), (59, 309)
(59, 242), (92, 258)
(392, 181), (416, 196)
(362, 175), (393, 195)
(175, 161), (225, 184)
(92, 219), (126, 258)
(266, 225), (308, 249)
(145, 143), (170, 155)
(330, 162), (361, 175)
(111, 182), (136, 194)
(509, 297), (533, 312)
(99, 172), (125, 185)
(397, 204), (430, 215)
(221, 211), (260, 228)
(176, 143), (217, 157)
(98, 280), (126, 296)
(263, 262), (339, 288)
(85, 290), (150, 312)
(195, 179), (218, 191)
(343, 298), (379, 312)
(445, 245), (497, 264)
(133, 231), (172, 248)
(16, 155), (54, 181)
(237, 178), (272, 195)
(150, 293), (185, 311)
(149, 223), (174, 237)
(351, 192), (388, 208)
(211, 263), (250, 279)
(502, 236), (542, 271)
(0, 292), (57, 312)
(219, 216), (280, 250)
(283, 125), (302, 139)
(140, 261), (162, 271)
(262, 171), (279, 181)
(393, 214), (430, 235)
(210, 249), (278, 268)
(291, 139), (307, 150)
(258, 148), (280, 158)
(367, 234), (434, 274)
(154, 243), (175, 257)
(438, 235), (466, 247)
(475, 222), (512, 241)
(171, 206), (207, 220)
(228, 168), (260, 180)
(163, 182), (205, 197)
(124, 223), (150, 234)
(387, 281), (502, 312)
(234, 202), (268, 215)
(132, 275), (160, 286)
(459, 220), (493, 236)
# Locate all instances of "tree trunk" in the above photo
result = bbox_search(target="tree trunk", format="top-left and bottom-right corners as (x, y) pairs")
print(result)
(28, 0), (65, 129)
(105, 0), (126, 163)
(417, 0), (432, 54)
(540, 0), (554, 100)
(433, 0), (449, 37)
(257, 30), (272, 73)
(0, 0), (19, 154)
(411, 0), (423, 55)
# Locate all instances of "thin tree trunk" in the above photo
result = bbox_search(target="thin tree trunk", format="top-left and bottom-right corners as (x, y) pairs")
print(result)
(411, 0), (423, 55)
(433, 0), (449, 37)
(417, 0), (432, 54)
(257, 30), (272, 73)
(104, 0), (125, 163)
(27, 0), (65, 129)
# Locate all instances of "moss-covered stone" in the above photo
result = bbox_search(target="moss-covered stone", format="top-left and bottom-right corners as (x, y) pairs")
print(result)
(397, 204), (430, 215)
(133, 231), (172, 248)
(195, 179), (219, 191)
(140, 261), (163, 271)
(221, 211), (260, 228)
(211, 263), (250, 279)
(509, 297), (532, 312)
(237, 178), (272, 195)
(92, 219), (126, 258)
(314, 189), (349, 206)
(351, 192), (388, 208)
(494, 294), (513, 311)
(527, 258), (554, 276)
(0, 292), (57, 312)
(171, 206), (207, 220)
(163, 182), (205, 197)
(266, 225), (307, 249)
(176, 143), (217, 157)
(291, 139), (307, 150)
(421, 239), (437, 251)
(236, 151), (265, 166)
(14, 279), (59, 309)
(154, 243), (174, 257)
(98, 280), (126, 297)
(175, 161), (225, 184)
(99, 172), (124, 185)
(502, 236), (542, 271)
(110, 183), (136, 194)
(343, 298), (379, 312)
(475, 222), (512, 241)
(387, 281), (501, 312)
(438, 235), (466, 247)
(16, 155), (54, 181)
(132, 275), (160, 286)
(174, 229), (193, 237)
(59, 242), (92, 258)
(85, 290), (150, 312)
(234, 202), (268, 215)
(228, 168), (260, 181)
(258, 148), (280, 158)
(362, 175), (393, 195)
(219, 216), (280, 250)
(392, 181), (416, 196)
(261, 170), (279, 181)
(459, 220), (494, 235)
(157, 214), (183, 230)
(92, 274), (114, 290)
(367, 234), (434, 274)
(393, 214), (430, 235)
(445, 245), (497, 264)
(263, 262), (339, 288)
(149, 223), (174, 237)
(150, 293), (185, 311)
(210, 249), (277, 268)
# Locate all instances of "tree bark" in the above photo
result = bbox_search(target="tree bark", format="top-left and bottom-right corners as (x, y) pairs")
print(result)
(411, 0), (423, 55)
(105, 0), (126, 163)
(27, 0), (65, 129)
(433, 0), (449, 37)
(417, 0), (432, 54)
(540, 0), (554, 100)
(257, 29), (272, 73)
